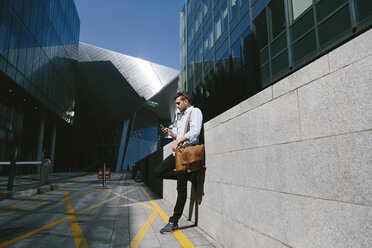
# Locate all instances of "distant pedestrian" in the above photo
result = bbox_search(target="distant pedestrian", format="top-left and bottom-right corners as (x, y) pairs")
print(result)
(155, 91), (203, 233)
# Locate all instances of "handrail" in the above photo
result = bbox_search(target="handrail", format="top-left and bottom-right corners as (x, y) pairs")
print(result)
(1, 159), (50, 191)
(0, 161), (42, 166)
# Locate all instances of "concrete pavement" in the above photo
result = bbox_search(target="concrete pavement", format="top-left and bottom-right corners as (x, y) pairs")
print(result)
(0, 172), (220, 247)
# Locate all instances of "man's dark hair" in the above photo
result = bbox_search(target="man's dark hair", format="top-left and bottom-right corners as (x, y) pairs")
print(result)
(174, 91), (191, 103)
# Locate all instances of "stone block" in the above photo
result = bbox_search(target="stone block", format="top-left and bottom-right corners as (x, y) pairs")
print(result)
(273, 55), (329, 98)
(199, 185), (309, 248)
(298, 56), (372, 139)
(220, 103), (241, 123)
(205, 91), (301, 154)
(204, 115), (221, 132)
(163, 142), (173, 158)
(226, 185), (310, 247)
(337, 130), (372, 206)
(242, 91), (301, 148)
(204, 86), (273, 132)
(204, 152), (247, 187)
(206, 137), (340, 199)
(162, 179), (177, 205)
(204, 123), (226, 155)
(162, 179), (193, 220)
(329, 28), (372, 72)
(240, 86), (273, 113)
(198, 202), (289, 248)
(306, 198), (372, 248)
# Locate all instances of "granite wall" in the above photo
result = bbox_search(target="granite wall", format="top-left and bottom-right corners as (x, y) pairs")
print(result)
(162, 28), (372, 248)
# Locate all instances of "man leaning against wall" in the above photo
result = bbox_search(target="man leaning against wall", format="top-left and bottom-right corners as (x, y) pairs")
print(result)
(155, 91), (203, 233)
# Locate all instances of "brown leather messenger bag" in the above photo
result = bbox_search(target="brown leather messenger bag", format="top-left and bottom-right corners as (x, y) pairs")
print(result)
(175, 110), (205, 173)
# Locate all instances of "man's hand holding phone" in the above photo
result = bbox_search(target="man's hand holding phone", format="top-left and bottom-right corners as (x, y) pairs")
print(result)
(160, 124), (177, 139)
(160, 124), (169, 136)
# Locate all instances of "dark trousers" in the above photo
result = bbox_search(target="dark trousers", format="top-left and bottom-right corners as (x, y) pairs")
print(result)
(155, 154), (190, 224)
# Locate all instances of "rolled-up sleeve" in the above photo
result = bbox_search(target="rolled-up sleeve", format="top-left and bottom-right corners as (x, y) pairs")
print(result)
(185, 108), (203, 143)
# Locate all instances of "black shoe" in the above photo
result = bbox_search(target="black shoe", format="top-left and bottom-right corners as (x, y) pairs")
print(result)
(160, 222), (178, 234)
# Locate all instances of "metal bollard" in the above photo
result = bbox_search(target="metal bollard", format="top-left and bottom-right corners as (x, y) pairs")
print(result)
(7, 160), (16, 191)
(103, 163), (106, 188)
(40, 159), (51, 185)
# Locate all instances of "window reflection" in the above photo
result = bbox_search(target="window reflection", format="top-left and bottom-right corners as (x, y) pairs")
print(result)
(179, 0), (371, 122)
(289, 0), (312, 21)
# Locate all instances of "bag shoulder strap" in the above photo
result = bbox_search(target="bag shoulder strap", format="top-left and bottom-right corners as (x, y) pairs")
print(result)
(183, 110), (193, 135)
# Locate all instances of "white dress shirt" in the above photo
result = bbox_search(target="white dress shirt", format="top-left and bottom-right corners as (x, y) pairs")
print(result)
(177, 106), (203, 146)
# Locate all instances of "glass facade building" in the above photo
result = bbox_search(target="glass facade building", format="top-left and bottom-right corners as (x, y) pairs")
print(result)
(0, 1), (178, 172)
(180, 0), (372, 121)
(0, 0), (79, 123)
(77, 43), (179, 171)
(0, 0), (79, 163)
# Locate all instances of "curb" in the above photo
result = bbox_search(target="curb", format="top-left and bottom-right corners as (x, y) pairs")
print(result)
(0, 184), (59, 199)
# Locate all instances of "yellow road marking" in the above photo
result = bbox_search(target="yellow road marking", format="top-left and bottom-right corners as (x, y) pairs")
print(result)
(141, 187), (195, 248)
(0, 216), (69, 248)
(0, 187), (103, 217)
(127, 210), (158, 248)
(0, 188), (135, 247)
(77, 187), (138, 215)
(104, 188), (154, 210)
(2, 190), (56, 209)
(64, 190), (88, 248)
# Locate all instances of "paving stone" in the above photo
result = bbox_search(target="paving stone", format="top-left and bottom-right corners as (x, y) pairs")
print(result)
(0, 172), (220, 248)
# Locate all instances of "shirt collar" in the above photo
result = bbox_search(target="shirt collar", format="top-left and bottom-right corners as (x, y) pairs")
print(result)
(182, 106), (194, 116)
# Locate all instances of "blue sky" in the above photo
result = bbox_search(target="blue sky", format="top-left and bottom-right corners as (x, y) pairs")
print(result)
(74, 0), (185, 70)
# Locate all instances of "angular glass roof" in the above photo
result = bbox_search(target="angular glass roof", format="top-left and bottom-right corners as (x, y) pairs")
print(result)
(79, 42), (179, 100)
(77, 42), (179, 129)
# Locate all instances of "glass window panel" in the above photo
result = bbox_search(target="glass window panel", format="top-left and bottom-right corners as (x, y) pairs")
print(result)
(240, 0), (249, 18)
(240, 9), (250, 33)
(215, 0), (221, 11)
(9, 14), (22, 67)
(14, 0), (24, 16)
(216, 40), (228, 60)
(231, 13), (240, 30)
(259, 63), (270, 83)
(204, 29), (209, 54)
(195, 7), (202, 32)
(291, 9), (314, 42)
(253, 9), (268, 51)
(258, 47), (268, 65)
(293, 30), (316, 62)
(318, 6), (351, 46)
(216, 30), (228, 49)
(232, 39), (241, 58)
(0, 2), (12, 55)
(17, 28), (27, 75)
(231, 24), (241, 43)
(203, 0), (211, 16)
(187, 0), (193, 15)
(6, 62), (17, 81)
(222, 2), (228, 33)
(241, 26), (251, 40)
(231, 0), (239, 18)
(209, 25), (214, 51)
(270, 32), (287, 56)
(271, 50), (288, 76)
(215, 17), (222, 40)
(316, 0), (347, 22)
(268, 0), (286, 40)
(22, 0), (32, 29)
(356, 0), (372, 21)
(0, 56), (7, 72)
(30, 2), (38, 35)
(252, 0), (266, 18)
(290, 0), (312, 21)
